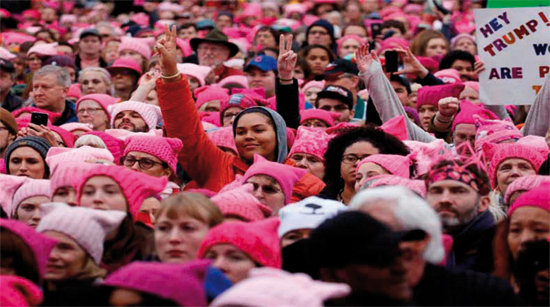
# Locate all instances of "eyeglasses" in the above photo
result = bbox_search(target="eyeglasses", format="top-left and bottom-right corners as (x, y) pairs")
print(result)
(310, 30), (328, 36)
(121, 156), (168, 170)
(320, 104), (349, 112)
(342, 154), (371, 164)
(77, 107), (104, 115)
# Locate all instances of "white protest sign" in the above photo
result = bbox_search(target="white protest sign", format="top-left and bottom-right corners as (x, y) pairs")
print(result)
(474, 7), (550, 105)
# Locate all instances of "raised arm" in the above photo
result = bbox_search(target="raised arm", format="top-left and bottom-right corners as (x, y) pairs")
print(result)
(356, 44), (441, 144)
(154, 25), (228, 186)
(276, 34), (300, 129)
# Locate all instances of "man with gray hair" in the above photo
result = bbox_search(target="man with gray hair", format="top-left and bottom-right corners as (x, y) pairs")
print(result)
(349, 186), (520, 306)
(32, 65), (78, 125)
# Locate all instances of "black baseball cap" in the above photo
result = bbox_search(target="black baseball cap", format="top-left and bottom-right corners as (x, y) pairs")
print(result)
(307, 211), (427, 268)
(316, 85), (354, 109)
(0, 58), (14, 73)
(79, 28), (101, 40)
(324, 59), (359, 76)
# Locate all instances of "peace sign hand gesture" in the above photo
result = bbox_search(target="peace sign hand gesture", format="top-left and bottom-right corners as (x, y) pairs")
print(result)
(277, 34), (297, 81)
(154, 24), (179, 77)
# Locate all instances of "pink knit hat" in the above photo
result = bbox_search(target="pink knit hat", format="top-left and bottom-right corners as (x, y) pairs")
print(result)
(504, 175), (550, 204)
(474, 115), (522, 152)
(288, 126), (331, 161)
(233, 87), (266, 99)
(109, 101), (162, 130)
(123, 135), (183, 174)
(76, 165), (167, 217)
(199, 112), (221, 127)
(0, 219), (58, 280)
(177, 63), (211, 87)
(0, 174), (29, 213)
(194, 86), (230, 110)
(198, 217), (281, 268)
(67, 84), (81, 100)
(380, 115), (408, 141)
(450, 33), (476, 50)
(416, 83), (465, 110)
(12, 107), (62, 123)
(434, 69), (462, 84)
(49, 126), (76, 148)
(463, 81), (480, 93)
(483, 140), (550, 188)
(337, 35), (367, 53)
(37, 203), (126, 264)
(85, 131), (125, 164)
(211, 184), (272, 222)
(59, 122), (93, 133)
(11, 179), (51, 217)
(207, 127), (237, 155)
(176, 38), (193, 57)
(27, 43), (58, 57)
(211, 268), (351, 307)
(0, 46), (15, 60)
(357, 154), (412, 179)
(46, 146), (114, 172)
(404, 140), (447, 177)
(378, 37), (409, 55)
(243, 155), (308, 204)
(452, 100), (498, 131)
(507, 183), (550, 217)
(361, 174), (427, 198)
(119, 37), (151, 60)
(301, 80), (325, 94)
(299, 109), (339, 127)
(103, 260), (210, 307)
(76, 94), (118, 120)
(218, 75), (249, 89)
(2, 32), (36, 47)
(107, 58), (143, 75)
(49, 162), (95, 198)
(0, 276), (43, 307)
(219, 94), (268, 120)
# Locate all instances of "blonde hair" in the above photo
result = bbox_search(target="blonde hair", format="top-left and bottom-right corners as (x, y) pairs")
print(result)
(156, 192), (223, 227)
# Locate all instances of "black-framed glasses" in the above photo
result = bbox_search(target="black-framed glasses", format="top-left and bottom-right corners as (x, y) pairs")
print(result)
(121, 155), (168, 170)
(342, 154), (371, 164)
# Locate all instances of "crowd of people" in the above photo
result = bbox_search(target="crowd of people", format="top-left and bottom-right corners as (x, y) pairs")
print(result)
(0, 0), (549, 306)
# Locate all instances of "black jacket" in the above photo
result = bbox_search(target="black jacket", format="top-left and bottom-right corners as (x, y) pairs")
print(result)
(414, 263), (522, 306)
(275, 78), (300, 129)
(448, 210), (496, 273)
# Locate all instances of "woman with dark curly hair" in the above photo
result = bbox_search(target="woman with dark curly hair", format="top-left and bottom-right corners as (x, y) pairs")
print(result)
(319, 125), (410, 204)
